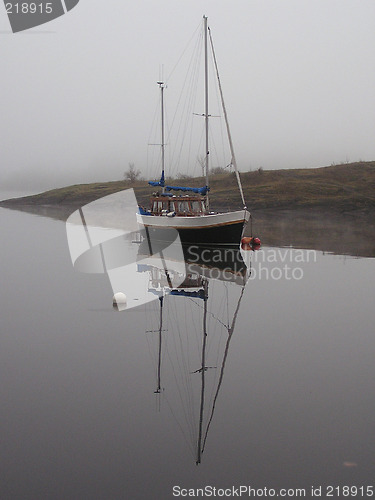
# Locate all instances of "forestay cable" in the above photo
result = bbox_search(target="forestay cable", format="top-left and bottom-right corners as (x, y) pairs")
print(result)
(208, 26), (247, 209)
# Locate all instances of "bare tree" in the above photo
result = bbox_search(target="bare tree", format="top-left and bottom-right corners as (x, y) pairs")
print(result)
(197, 155), (206, 177)
(211, 166), (226, 175)
(177, 172), (193, 180)
(124, 163), (141, 183)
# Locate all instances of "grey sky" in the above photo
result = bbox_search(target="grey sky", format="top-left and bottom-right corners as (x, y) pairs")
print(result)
(1, 0), (374, 191)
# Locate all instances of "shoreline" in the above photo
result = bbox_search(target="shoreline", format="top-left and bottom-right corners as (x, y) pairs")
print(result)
(1, 161), (374, 257)
(1, 161), (374, 217)
(1, 200), (374, 258)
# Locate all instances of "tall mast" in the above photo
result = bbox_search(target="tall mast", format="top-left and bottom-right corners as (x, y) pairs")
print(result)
(203, 15), (209, 210)
(157, 81), (166, 193)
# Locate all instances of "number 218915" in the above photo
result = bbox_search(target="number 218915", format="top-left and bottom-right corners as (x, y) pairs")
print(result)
(5, 3), (53, 14)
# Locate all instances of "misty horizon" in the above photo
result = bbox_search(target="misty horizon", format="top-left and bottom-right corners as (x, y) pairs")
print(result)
(1, 0), (374, 193)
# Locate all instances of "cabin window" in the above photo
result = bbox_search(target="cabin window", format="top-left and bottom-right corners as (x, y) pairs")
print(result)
(191, 201), (201, 213)
(152, 201), (163, 212)
(178, 201), (190, 212)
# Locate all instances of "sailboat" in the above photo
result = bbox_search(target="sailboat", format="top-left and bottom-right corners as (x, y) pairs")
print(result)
(137, 16), (251, 247)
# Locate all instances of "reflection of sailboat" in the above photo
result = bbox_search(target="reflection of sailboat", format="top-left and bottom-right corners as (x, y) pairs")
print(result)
(65, 186), (256, 464)
(141, 239), (251, 464)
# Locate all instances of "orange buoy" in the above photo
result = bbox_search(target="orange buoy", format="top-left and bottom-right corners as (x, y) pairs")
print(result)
(241, 236), (261, 249)
(241, 242), (252, 251)
(241, 237), (252, 245)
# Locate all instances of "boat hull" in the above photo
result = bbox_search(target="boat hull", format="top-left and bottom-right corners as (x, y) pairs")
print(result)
(136, 210), (250, 246)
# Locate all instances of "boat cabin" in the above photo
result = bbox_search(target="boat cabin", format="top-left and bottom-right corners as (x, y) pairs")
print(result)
(150, 195), (207, 216)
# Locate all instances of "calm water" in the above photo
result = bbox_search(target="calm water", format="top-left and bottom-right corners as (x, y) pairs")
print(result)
(0, 207), (374, 500)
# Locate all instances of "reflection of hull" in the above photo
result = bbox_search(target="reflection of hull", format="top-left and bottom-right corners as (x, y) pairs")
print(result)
(137, 231), (249, 285)
(183, 245), (246, 273)
(136, 210), (250, 246)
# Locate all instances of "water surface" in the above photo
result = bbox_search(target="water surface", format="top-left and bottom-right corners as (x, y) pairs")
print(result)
(0, 207), (374, 499)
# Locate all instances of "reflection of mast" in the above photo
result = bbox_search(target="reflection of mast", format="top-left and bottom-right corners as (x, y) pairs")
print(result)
(194, 279), (247, 463)
(196, 279), (208, 465)
(143, 244), (252, 464)
(202, 283), (246, 454)
(146, 294), (167, 398)
(155, 295), (163, 394)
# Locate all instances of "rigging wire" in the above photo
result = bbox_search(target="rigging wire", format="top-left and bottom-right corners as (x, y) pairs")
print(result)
(186, 294), (229, 330)
(207, 52), (228, 173)
(204, 281), (230, 425)
(163, 303), (197, 459)
(147, 88), (164, 181)
(202, 283), (248, 454)
(165, 294), (201, 452)
(148, 19), (232, 182)
(168, 31), (203, 177)
(166, 21), (202, 83)
(208, 25), (247, 209)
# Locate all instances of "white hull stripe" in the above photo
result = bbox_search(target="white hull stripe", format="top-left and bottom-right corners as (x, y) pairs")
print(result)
(136, 210), (250, 230)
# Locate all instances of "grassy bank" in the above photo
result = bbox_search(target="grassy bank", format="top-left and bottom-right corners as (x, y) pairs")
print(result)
(1, 161), (375, 220)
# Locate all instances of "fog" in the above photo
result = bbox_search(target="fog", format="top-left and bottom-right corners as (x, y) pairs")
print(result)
(1, 0), (374, 192)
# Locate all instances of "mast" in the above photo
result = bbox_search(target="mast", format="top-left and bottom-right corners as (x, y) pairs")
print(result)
(203, 15), (210, 210)
(157, 81), (166, 194)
